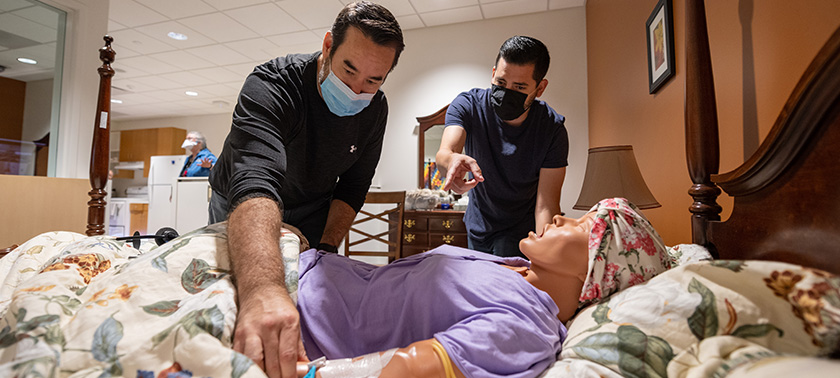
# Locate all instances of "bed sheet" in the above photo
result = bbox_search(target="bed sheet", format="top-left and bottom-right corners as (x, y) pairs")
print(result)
(0, 222), (301, 378)
(545, 258), (840, 378)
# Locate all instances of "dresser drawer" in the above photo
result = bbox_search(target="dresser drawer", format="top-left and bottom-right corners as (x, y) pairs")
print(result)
(401, 246), (428, 258)
(401, 214), (428, 231)
(401, 231), (428, 247)
(429, 232), (468, 248)
(429, 216), (467, 233)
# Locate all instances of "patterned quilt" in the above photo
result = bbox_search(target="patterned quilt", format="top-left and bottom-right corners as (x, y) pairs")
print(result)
(543, 258), (840, 378)
(0, 222), (301, 378)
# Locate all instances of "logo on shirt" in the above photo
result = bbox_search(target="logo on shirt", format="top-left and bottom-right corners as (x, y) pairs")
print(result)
(349, 145), (357, 153)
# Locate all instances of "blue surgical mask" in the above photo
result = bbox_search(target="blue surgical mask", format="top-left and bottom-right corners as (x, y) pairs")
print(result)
(320, 67), (375, 117)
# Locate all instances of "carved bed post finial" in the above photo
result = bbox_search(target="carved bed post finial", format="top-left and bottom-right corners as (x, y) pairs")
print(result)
(685, 0), (722, 255)
(87, 35), (116, 236)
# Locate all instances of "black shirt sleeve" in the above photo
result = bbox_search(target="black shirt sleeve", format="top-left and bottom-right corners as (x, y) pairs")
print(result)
(213, 58), (304, 211)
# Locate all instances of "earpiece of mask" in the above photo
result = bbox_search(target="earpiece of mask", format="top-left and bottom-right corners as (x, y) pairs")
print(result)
(490, 84), (530, 121)
(181, 139), (197, 149)
(320, 68), (374, 117)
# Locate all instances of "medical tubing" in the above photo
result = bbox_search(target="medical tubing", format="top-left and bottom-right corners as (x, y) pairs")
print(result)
(430, 339), (456, 378)
(316, 348), (397, 378)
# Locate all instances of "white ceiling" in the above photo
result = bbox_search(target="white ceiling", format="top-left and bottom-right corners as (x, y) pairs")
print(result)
(3, 0), (585, 121)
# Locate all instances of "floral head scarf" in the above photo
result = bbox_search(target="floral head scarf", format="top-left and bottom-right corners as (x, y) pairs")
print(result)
(578, 198), (672, 309)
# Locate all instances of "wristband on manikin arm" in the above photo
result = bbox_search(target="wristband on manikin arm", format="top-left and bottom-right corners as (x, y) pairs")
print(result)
(316, 349), (397, 378)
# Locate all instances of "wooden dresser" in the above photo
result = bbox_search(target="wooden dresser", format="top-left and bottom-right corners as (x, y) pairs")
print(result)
(392, 210), (468, 258)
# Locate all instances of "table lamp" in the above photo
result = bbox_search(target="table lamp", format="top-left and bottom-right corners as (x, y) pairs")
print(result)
(573, 145), (660, 210)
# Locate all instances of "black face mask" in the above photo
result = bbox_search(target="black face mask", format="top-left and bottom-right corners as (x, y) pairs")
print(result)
(490, 84), (529, 121)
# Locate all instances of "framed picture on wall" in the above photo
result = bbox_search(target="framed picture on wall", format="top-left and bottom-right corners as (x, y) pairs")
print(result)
(646, 0), (675, 94)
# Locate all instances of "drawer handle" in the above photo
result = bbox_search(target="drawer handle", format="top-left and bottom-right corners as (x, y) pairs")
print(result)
(442, 235), (455, 244)
(404, 233), (416, 243)
(404, 219), (415, 228)
(442, 220), (453, 229)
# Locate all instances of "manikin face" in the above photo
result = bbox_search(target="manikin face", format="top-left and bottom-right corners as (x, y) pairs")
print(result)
(318, 26), (395, 96)
(519, 213), (594, 280)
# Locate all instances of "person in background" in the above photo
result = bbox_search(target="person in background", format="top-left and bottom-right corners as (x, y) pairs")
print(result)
(436, 35), (569, 259)
(291, 198), (671, 378)
(207, 2), (405, 377)
(180, 131), (217, 177)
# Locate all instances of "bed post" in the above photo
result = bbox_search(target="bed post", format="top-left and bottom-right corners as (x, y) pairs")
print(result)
(684, 0), (722, 256)
(87, 36), (115, 236)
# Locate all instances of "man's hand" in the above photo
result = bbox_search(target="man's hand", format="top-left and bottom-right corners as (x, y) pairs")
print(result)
(228, 197), (306, 378)
(233, 284), (308, 378)
(442, 153), (484, 194)
(199, 157), (213, 168)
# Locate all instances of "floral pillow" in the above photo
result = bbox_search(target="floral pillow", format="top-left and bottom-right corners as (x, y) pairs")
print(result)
(560, 260), (840, 378)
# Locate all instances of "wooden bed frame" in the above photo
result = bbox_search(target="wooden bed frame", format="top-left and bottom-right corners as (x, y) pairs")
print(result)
(685, 0), (840, 275)
(4, 1), (840, 278)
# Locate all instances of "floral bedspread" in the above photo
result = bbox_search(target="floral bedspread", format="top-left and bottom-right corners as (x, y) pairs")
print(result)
(0, 222), (301, 378)
(543, 259), (840, 378)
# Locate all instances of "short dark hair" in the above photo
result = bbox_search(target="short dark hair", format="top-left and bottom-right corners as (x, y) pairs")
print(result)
(330, 1), (405, 71)
(495, 36), (550, 82)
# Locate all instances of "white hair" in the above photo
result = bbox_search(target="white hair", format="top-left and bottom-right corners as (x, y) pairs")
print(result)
(187, 131), (207, 150)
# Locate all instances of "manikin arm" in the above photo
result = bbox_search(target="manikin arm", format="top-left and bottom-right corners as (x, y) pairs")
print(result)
(295, 339), (465, 378)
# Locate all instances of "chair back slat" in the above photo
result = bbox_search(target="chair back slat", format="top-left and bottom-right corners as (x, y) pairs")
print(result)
(344, 190), (406, 264)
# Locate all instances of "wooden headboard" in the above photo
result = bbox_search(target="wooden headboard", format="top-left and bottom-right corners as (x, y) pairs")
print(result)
(87, 36), (116, 237)
(685, 0), (840, 275)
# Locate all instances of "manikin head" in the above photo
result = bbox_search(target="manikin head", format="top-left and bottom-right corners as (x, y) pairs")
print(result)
(520, 198), (672, 315)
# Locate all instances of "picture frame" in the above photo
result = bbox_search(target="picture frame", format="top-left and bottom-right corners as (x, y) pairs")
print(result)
(646, 0), (675, 94)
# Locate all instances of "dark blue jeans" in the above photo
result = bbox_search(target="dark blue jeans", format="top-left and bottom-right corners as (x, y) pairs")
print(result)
(468, 227), (529, 259)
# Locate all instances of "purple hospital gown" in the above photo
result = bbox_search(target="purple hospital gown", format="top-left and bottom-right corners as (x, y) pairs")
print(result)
(297, 245), (566, 378)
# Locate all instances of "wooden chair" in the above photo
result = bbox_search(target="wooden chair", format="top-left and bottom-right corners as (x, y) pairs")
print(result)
(344, 191), (406, 264)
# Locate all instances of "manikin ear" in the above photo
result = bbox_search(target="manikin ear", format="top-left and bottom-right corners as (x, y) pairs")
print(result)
(535, 78), (548, 97)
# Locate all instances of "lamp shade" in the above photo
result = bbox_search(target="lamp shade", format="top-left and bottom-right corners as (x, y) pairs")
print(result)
(573, 145), (660, 210)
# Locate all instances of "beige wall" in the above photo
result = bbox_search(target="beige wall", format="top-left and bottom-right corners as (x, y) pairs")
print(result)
(22, 79), (54, 142)
(585, 0), (840, 245)
(0, 175), (89, 247)
(112, 8), (592, 216)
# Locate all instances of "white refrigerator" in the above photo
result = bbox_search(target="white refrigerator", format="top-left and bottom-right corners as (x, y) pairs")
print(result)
(147, 155), (186, 234)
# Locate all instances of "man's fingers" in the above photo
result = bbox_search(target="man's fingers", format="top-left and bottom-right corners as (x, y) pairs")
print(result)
(263, 331), (281, 378)
(278, 325), (300, 378)
(242, 336), (266, 373)
(467, 160), (484, 181)
(298, 338), (309, 362)
(461, 179), (480, 191)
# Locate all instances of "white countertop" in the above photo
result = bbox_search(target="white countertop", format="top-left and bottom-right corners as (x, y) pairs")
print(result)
(110, 197), (148, 204)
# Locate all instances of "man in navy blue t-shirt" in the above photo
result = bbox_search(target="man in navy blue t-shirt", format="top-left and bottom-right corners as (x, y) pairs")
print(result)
(437, 36), (569, 258)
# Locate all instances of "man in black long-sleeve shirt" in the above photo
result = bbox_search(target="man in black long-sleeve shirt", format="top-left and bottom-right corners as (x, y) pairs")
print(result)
(207, 2), (404, 377)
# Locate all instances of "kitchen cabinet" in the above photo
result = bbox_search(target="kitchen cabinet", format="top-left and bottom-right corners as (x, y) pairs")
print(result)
(117, 127), (186, 178)
(129, 203), (148, 235)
